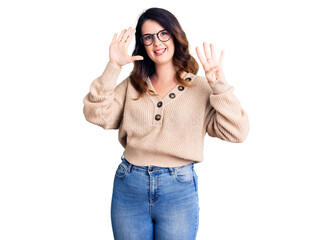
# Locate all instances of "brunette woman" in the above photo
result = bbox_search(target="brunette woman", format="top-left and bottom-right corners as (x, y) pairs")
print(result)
(83, 7), (249, 240)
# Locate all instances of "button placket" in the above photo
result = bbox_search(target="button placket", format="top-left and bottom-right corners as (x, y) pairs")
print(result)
(153, 103), (163, 125)
(145, 74), (194, 125)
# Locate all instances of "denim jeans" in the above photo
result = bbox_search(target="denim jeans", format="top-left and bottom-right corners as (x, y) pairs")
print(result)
(111, 156), (199, 240)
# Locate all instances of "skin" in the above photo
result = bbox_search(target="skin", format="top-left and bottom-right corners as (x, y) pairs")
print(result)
(141, 20), (177, 87)
(108, 22), (225, 85)
(196, 43), (224, 83)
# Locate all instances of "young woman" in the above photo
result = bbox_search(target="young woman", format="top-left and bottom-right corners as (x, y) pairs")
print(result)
(83, 7), (249, 240)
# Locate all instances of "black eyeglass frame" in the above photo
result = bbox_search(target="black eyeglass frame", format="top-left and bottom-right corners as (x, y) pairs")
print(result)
(140, 29), (171, 46)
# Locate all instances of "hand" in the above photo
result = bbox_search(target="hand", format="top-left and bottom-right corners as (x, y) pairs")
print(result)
(109, 27), (144, 67)
(196, 42), (224, 83)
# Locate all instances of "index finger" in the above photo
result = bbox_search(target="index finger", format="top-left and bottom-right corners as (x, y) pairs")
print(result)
(196, 47), (208, 70)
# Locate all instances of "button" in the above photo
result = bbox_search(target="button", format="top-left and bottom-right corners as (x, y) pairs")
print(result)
(169, 93), (176, 99)
(157, 101), (163, 108)
(155, 114), (161, 121)
(185, 77), (192, 81)
(149, 166), (159, 171)
(178, 85), (185, 91)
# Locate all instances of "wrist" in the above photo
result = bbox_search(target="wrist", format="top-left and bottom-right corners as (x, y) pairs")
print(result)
(208, 74), (231, 94)
(108, 61), (122, 68)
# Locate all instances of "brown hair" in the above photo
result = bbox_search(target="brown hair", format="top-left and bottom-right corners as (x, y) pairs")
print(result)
(130, 8), (199, 100)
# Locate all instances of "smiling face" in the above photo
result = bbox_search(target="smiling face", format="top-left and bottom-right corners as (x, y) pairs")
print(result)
(141, 20), (175, 66)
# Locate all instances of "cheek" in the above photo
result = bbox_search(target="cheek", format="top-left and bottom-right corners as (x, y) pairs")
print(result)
(168, 45), (175, 57)
(144, 46), (154, 58)
(167, 41), (175, 55)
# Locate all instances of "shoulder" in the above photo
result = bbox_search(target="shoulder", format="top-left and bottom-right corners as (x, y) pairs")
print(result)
(186, 72), (213, 94)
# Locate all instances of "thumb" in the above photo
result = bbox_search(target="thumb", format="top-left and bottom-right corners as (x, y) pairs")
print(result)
(131, 55), (144, 62)
(205, 67), (217, 82)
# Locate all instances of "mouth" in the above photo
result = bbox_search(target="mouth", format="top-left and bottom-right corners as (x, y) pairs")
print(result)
(154, 48), (166, 56)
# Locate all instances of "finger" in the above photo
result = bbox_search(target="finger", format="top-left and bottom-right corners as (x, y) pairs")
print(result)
(195, 47), (205, 65)
(111, 33), (118, 44)
(121, 27), (132, 43)
(125, 29), (136, 47)
(210, 44), (217, 62)
(117, 29), (126, 42)
(203, 42), (211, 60)
(125, 27), (134, 41)
(218, 50), (224, 68)
(196, 47), (208, 70)
(131, 55), (144, 62)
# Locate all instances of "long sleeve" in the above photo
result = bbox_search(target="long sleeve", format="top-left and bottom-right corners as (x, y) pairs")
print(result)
(205, 74), (250, 142)
(83, 62), (128, 129)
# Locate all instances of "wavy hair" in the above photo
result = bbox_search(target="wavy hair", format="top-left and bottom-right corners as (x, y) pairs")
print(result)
(130, 8), (199, 100)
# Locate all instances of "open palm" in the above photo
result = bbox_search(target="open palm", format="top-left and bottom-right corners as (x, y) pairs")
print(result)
(196, 42), (224, 83)
(109, 27), (143, 67)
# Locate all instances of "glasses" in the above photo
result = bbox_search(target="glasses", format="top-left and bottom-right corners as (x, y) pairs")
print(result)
(140, 29), (171, 46)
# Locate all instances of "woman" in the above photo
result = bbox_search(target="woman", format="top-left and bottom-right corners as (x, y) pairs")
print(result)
(83, 7), (249, 240)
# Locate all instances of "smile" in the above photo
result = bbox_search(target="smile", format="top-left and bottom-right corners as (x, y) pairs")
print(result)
(154, 48), (166, 56)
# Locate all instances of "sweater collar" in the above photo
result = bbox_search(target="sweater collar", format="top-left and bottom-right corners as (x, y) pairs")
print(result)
(144, 72), (194, 105)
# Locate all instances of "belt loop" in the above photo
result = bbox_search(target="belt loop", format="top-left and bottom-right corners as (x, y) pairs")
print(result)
(121, 155), (132, 173)
(168, 167), (174, 175)
(127, 163), (132, 173)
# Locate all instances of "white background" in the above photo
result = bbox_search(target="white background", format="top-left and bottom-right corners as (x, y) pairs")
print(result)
(1, 0), (332, 239)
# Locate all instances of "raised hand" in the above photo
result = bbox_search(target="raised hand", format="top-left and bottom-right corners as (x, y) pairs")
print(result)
(195, 42), (224, 83)
(109, 27), (144, 67)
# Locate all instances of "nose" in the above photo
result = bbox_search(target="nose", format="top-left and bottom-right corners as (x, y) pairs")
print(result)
(153, 36), (163, 46)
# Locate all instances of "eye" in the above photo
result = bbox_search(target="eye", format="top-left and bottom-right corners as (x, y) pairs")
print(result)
(143, 35), (152, 41)
(160, 31), (169, 36)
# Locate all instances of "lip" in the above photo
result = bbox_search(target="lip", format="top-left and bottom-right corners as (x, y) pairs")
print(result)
(154, 48), (166, 56)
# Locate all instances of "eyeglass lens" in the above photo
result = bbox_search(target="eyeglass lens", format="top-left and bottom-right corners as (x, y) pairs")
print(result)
(142, 30), (171, 46)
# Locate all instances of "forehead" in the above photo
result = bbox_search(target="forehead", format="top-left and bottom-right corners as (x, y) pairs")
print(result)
(141, 20), (164, 35)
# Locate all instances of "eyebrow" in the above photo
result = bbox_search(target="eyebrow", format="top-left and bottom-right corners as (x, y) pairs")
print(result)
(142, 29), (167, 36)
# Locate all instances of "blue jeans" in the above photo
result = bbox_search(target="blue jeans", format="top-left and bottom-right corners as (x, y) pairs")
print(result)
(111, 156), (199, 240)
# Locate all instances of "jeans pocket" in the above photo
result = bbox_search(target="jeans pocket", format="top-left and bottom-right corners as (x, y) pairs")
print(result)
(174, 165), (194, 183)
(115, 162), (128, 179)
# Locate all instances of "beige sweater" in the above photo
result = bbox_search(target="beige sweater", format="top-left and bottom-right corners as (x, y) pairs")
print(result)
(83, 63), (250, 167)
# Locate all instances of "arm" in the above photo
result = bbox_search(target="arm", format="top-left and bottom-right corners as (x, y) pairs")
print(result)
(205, 75), (249, 142)
(83, 26), (143, 129)
(196, 42), (249, 142)
(83, 63), (127, 129)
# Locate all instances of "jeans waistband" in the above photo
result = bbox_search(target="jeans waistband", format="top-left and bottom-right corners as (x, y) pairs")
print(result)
(120, 155), (193, 174)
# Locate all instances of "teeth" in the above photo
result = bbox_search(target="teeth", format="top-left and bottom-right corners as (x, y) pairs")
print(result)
(154, 49), (165, 54)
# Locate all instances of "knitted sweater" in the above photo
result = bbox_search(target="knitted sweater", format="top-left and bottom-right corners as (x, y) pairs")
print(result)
(83, 63), (250, 167)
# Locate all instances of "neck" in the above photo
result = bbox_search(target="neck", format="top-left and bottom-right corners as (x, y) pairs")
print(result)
(152, 62), (177, 85)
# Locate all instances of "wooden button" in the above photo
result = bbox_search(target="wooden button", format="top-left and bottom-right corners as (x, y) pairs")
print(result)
(178, 85), (185, 91)
(169, 93), (176, 99)
(155, 114), (161, 121)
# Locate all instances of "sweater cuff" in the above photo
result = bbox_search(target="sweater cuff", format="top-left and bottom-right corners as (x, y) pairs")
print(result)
(208, 74), (232, 94)
(100, 62), (122, 82)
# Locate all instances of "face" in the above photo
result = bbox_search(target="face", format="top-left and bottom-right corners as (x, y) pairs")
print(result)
(141, 20), (175, 66)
